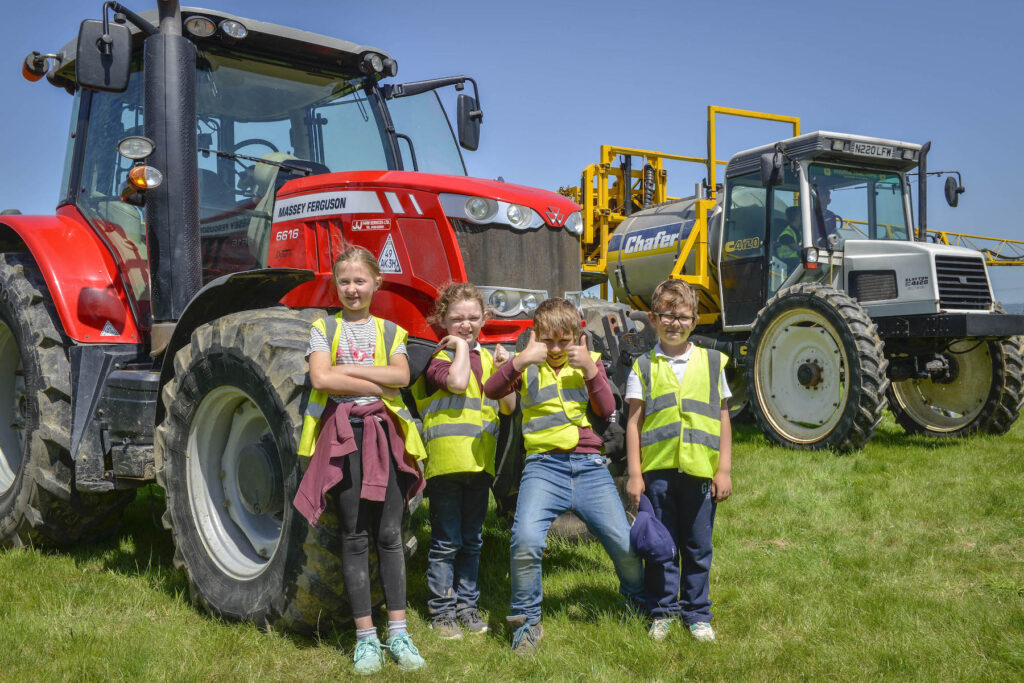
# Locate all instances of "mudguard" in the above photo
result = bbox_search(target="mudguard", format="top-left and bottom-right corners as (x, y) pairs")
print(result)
(0, 205), (140, 343)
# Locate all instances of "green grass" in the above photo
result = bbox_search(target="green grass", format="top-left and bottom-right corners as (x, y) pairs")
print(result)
(2, 417), (1023, 681)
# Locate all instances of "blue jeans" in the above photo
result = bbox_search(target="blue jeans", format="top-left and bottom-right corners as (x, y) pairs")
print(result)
(426, 472), (491, 619)
(509, 452), (644, 624)
(644, 470), (716, 623)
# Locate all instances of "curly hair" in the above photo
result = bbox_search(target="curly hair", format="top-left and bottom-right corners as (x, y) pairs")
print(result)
(332, 245), (381, 282)
(428, 282), (486, 326)
(650, 279), (698, 315)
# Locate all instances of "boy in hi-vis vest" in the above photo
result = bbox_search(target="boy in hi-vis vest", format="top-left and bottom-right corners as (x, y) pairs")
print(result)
(624, 280), (733, 643)
(484, 298), (643, 655)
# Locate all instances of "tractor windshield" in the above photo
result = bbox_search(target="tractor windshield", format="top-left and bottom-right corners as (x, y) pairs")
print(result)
(806, 164), (910, 243)
(193, 49), (465, 275)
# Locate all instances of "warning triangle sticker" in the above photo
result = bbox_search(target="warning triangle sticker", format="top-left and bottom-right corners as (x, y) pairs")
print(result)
(377, 235), (402, 274)
(100, 321), (118, 337)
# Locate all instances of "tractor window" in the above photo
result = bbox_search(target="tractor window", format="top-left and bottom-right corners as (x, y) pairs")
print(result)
(75, 67), (150, 315)
(720, 172), (768, 326)
(386, 91), (466, 175)
(195, 50), (391, 274)
(808, 165), (909, 242)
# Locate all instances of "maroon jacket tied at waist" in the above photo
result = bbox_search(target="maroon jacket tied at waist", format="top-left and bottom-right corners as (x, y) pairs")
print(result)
(293, 399), (426, 527)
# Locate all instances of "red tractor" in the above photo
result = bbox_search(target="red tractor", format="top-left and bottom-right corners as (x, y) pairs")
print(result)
(0, 2), (581, 633)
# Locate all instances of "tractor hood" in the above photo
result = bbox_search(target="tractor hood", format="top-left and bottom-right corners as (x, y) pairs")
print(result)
(278, 170), (581, 228)
(841, 239), (994, 316)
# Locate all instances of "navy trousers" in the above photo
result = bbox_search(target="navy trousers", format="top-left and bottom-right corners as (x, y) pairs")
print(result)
(643, 469), (716, 623)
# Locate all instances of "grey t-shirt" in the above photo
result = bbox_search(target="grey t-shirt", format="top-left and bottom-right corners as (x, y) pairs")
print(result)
(307, 316), (407, 405)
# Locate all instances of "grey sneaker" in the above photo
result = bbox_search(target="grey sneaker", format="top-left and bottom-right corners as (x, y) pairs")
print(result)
(507, 615), (543, 655)
(386, 632), (426, 671)
(352, 636), (384, 675)
(648, 617), (673, 642)
(457, 609), (490, 634)
(430, 616), (464, 640)
(689, 621), (716, 642)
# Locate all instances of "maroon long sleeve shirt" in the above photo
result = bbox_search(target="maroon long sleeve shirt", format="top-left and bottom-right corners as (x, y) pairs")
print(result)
(483, 358), (614, 453)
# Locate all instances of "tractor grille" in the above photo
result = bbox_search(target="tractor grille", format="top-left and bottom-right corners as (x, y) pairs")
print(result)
(449, 219), (582, 308)
(935, 255), (991, 309)
(850, 270), (897, 302)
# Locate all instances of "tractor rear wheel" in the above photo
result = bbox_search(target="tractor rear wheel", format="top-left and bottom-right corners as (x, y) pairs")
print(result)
(887, 336), (1024, 437)
(156, 308), (376, 633)
(0, 252), (133, 547)
(746, 283), (889, 451)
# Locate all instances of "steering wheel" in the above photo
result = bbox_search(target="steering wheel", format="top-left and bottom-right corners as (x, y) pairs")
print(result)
(230, 139), (280, 195)
(231, 138), (279, 155)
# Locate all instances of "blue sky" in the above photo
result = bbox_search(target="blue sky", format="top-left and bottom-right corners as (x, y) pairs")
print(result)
(3, 0), (1023, 299)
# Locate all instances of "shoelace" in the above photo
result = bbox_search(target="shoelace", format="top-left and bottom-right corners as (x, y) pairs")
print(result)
(354, 640), (381, 661)
(510, 623), (537, 650)
(387, 634), (420, 655)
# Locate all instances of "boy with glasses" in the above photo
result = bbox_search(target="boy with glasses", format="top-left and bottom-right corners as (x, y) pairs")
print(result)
(624, 280), (733, 642)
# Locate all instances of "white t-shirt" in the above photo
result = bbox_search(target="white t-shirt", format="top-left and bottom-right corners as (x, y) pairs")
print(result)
(306, 316), (407, 405)
(624, 343), (732, 403)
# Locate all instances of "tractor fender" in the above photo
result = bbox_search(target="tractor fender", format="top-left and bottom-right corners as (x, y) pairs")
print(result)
(0, 208), (140, 344)
(154, 267), (316, 430)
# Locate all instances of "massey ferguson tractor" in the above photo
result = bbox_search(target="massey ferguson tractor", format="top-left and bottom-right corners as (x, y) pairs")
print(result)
(0, 2), (581, 632)
(573, 106), (1024, 451)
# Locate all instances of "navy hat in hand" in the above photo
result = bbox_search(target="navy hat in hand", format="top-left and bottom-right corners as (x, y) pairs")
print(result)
(630, 494), (677, 564)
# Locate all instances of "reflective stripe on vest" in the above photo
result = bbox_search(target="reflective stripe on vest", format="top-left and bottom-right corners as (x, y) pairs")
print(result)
(634, 346), (727, 478)
(413, 347), (500, 478)
(519, 351), (599, 454)
(776, 223), (800, 260)
(297, 314), (426, 460)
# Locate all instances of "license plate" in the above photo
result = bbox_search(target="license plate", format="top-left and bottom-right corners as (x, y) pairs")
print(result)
(850, 142), (894, 159)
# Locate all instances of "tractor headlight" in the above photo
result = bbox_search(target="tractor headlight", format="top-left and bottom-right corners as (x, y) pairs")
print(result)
(466, 196), (497, 222)
(440, 193), (546, 229)
(564, 211), (583, 235)
(479, 286), (549, 318)
(506, 204), (533, 229)
(563, 290), (584, 309)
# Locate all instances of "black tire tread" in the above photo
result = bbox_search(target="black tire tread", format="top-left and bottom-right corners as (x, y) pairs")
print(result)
(746, 283), (889, 451)
(0, 252), (133, 548)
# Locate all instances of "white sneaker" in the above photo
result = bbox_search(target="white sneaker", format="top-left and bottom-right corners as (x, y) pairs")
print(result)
(648, 618), (673, 642)
(688, 621), (715, 642)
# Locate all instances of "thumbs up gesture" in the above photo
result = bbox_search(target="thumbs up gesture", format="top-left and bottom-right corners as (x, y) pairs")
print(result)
(567, 333), (599, 379)
(512, 329), (549, 371)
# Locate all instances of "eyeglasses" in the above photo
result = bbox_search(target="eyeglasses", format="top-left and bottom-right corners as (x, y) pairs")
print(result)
(654, 312), (695, 325)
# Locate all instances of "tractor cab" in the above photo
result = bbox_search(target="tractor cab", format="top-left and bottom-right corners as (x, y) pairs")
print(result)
(718, 132), (923, 328)
(46, 7), (476, 325)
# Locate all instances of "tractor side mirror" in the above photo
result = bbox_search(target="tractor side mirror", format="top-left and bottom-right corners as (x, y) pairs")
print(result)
(457, 94), (482, 151)
(944, 175), (965, 208)
(75, 19), (131, 92)
(759, 152), (784, 187)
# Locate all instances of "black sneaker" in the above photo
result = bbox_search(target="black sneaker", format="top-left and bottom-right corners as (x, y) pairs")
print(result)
(457, 608), (489, 634)
(429, 616), (463, 640)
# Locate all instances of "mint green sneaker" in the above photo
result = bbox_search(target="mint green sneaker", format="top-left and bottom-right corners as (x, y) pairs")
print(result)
(689, 621), (716, 642)
(386, 632), (426, 671)
(353, 636), (384, 675)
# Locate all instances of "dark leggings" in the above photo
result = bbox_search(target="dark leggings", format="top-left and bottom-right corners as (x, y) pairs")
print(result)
(335, 422), (407, 619)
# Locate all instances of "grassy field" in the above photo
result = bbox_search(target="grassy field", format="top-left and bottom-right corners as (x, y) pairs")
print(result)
(2, 417), (1023, 681)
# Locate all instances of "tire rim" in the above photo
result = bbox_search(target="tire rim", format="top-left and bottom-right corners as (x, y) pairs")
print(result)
(0, 321), (25, 496)
(754, 306), (850, 443)
(890, 340), (992, 432)
(186, 386), (284, 579)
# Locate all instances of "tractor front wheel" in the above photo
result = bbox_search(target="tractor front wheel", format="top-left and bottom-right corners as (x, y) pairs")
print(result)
(746, 283), (889, 451)
(156, 308), (353, 633)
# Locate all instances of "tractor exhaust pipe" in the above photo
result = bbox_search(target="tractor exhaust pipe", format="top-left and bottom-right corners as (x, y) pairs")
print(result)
(916, 141), (931, 241)
(144, 0), (201, 350)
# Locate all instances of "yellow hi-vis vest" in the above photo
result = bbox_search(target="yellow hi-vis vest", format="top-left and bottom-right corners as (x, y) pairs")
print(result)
(776, 223), (800, 260)
(411, 347), (500, 479)
(633, 345), (727, 478)
(519, 351), (601, 455)
(297, 314), (426, 460)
